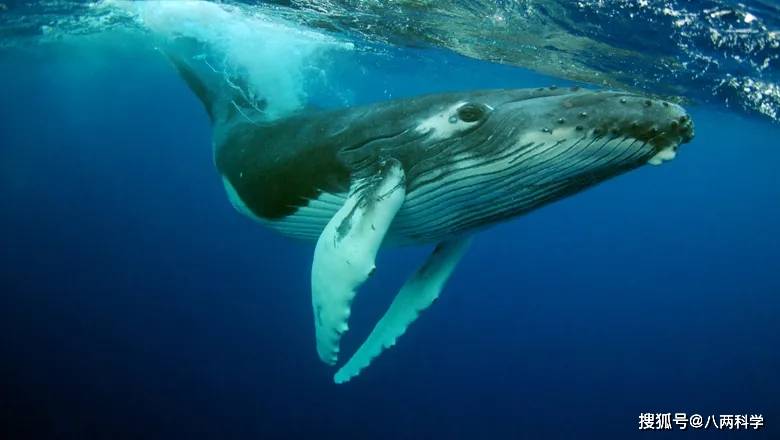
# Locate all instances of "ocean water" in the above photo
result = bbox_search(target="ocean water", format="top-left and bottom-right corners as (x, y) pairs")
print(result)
(0, 1), (778, 439)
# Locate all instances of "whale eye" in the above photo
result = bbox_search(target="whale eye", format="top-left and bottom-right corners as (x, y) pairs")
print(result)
(457, 103), (487, 122)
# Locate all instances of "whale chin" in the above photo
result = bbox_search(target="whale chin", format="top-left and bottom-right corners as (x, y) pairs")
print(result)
(648, 145), (678, 165)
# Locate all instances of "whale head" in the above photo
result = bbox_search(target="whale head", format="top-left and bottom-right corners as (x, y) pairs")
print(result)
(406, 86), (695, 174)
(335, 87), (696, 240)
(481, 87), (694, 165)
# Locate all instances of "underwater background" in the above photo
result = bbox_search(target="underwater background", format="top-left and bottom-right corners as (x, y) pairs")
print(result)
(1, 1), (778, 438)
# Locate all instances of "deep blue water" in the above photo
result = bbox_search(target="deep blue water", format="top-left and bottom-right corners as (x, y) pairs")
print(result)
(1, 36), (779, 440)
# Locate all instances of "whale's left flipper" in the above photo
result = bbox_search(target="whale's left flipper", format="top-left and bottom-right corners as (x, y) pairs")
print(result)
(334, 236), (471, 384)
(312, 159), (406, 365)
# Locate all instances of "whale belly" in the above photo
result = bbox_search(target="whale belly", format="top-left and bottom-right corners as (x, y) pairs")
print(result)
(226, 176), (561, 245)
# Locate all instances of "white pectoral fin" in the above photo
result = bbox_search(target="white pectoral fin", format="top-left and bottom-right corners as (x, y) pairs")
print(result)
(311, 159), (406, 365)
(334, 236), (472, 384)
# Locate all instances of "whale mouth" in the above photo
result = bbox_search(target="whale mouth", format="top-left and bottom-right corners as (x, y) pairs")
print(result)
(645, 112), (695, 166)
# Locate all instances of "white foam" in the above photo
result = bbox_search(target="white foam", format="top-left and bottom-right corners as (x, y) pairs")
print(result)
(99, 0), (353, 119)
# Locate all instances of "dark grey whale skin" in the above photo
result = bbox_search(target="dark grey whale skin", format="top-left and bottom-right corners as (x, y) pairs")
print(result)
(212, 86), (694, 242)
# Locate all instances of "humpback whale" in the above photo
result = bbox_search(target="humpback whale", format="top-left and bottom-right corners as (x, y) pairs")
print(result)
(168, 55), (695, 383)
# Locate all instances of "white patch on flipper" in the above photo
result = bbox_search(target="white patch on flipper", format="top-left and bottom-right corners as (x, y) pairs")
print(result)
(415, 102), (480, 141)
(334, 236), (472, 384)
(311, 160), (406, 365)
(648, 146), (677, 165)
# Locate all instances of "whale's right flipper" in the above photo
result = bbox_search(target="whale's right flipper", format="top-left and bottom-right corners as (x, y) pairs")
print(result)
(312, 159), (406, 366)
(334, 236), (472, 384)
